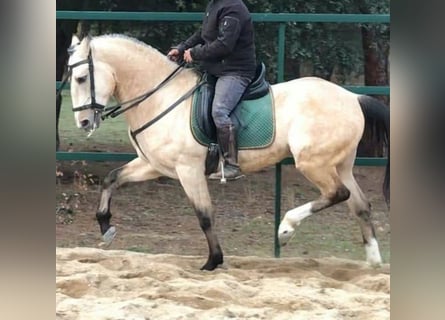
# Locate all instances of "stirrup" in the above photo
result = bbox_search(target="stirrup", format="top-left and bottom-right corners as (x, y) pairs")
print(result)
(208, 161), (244, 183)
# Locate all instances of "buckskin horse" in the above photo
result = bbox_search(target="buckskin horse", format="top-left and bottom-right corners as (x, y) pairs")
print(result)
(67, 34), (389, 270)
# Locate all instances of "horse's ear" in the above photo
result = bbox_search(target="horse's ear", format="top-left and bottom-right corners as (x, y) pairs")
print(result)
(67, 34), (81, 55)
(85, 33), (93, 43)
(71, 34), (81, 47)
(83, 34), (92, 49)
(77, 34), (92, 56)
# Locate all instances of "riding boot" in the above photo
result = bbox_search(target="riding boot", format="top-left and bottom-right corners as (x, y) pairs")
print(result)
(209, 125), (244, 181)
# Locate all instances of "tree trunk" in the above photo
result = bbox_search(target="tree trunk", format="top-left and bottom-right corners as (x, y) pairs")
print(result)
(361, 25), (389, 105)
(356, 1), (390, 157)
(285, 57), (300, 80)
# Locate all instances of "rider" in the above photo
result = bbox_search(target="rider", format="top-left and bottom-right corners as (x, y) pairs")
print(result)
(168, 0), (257, 181)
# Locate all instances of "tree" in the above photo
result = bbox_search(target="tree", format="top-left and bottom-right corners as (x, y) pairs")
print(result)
(355, 0), (390, 157)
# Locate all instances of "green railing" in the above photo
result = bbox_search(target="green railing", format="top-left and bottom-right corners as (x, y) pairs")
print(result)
(56, 11), (389, 257)
(57, 11), (389, 22)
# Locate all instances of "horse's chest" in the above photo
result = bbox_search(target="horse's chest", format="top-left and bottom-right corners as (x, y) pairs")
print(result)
(139, 142), (181, 178)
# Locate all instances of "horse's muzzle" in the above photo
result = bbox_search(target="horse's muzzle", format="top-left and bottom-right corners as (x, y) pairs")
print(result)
(78, 112), (101, 132)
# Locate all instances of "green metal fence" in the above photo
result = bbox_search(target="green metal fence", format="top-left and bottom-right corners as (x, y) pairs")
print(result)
(56, 11), (389, 257)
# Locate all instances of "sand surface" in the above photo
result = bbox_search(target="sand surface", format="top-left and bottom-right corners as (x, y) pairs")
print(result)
(56, 247), (390, 320)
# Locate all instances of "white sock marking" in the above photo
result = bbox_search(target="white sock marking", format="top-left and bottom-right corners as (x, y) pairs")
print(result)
(286, 203), (313, 227)
(365, 238), (382, 266)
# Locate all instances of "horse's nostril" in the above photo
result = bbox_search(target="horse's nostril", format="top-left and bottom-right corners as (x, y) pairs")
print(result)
(80, 119), (90, 128)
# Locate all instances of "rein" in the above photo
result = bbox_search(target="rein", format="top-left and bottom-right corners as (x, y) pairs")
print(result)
(101, 61), (186, 119)
(129, 77), (204, 158)
(131, 78), (204, 139)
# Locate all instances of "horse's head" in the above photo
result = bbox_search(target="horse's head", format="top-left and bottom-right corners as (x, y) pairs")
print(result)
(67, 36), (115, 134)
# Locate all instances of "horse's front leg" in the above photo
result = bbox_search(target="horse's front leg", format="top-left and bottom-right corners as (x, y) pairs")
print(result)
(96, 157), (161, 245)
(176, 164), (223, 271)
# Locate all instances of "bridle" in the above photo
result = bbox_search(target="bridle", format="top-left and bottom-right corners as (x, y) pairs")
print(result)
(57, 48), (189, 119)
(58, 50), (102, 110)
(56, 49), (106, 132)
(57, 46), (204, 143)
(70, 50), (107, 113)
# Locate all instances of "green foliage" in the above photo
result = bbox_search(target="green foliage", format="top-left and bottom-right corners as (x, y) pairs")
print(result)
(57, 0), (389, 84)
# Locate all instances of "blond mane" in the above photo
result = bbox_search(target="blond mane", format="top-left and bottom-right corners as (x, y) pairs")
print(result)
(90, 34), (199, 81)
(94, 34), (162, 58)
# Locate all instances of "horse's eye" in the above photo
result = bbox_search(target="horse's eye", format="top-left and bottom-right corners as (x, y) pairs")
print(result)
(75, 76), (87, 84)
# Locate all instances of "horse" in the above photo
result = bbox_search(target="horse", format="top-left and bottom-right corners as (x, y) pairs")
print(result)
(67, 34), (389, 271)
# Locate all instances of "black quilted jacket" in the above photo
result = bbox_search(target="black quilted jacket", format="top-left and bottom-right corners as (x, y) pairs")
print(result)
(177, 0), (256, 78)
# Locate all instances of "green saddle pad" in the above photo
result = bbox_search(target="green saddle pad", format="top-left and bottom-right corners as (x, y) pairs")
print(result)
(190, 89), (275, 149)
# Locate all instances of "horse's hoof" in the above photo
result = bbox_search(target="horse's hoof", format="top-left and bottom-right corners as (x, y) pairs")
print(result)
(200, 262), (219, 271)
(101, 226), (116, 246)
(200, 256), (224, 271)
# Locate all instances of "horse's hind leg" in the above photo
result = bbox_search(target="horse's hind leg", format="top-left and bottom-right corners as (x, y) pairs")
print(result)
(278, 161), (351, 246)
(176, 165), (223, 271)
(337, 153), (382, 266)
(96, 157), (161, 244)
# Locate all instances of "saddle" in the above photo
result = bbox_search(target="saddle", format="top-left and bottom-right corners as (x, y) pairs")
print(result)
(190, 63), (275, 175)
(194, 63), (270, 141)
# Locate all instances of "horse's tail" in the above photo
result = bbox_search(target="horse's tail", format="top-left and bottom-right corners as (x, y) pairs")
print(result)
(357, 95), (390, 207)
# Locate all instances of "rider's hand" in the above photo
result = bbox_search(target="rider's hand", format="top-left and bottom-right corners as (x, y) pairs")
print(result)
(184, 49), (193, 63)
(167, 48), (181, 62)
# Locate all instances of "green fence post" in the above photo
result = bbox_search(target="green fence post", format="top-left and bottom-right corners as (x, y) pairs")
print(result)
(273, 23), (286, 258)
(274, 162), (282, 258)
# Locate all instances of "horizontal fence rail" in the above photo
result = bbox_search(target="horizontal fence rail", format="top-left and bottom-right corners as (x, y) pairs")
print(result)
(56, 151), (387, 166)
(57, 82), (389, 94)
(57, 11), (390, 23)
